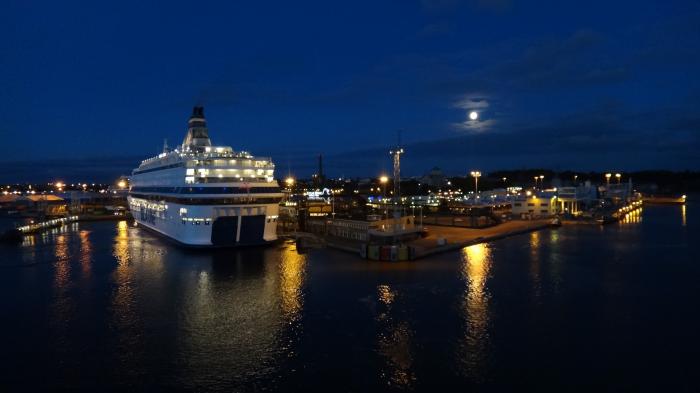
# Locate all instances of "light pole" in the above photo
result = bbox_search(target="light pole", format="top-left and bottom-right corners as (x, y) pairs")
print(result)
(539, 175), (544, 189)
(574, 174), (578, 184)
(502, 177), (507, 186)
(470, 171), (481, 196)
(380, 175), (389, 218)
(615, 173), (621, 184)
(284, 177), (294, 203)
(605, 173), (612, 188)
(534, 176), (538, 189)
(331, 189), (335, 220)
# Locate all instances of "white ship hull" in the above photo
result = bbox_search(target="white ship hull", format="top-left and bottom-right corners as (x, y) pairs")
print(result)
(128, 196), (280, 247)
(127, 106), (284, 248)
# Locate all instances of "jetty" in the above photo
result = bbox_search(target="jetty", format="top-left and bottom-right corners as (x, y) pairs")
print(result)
(0, 213), (131, 244)
(642, 195), (686, 205)
(410, 219), (553, 259)
(291, 218), (556, 261)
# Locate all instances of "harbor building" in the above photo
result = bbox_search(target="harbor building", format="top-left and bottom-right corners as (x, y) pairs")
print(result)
(511, 191), (558, 218)
(556, 181), (598, 215)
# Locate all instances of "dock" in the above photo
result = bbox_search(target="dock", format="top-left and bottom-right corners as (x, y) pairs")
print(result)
(1, 213), (131, 244)
(15, 215), (80, 234)
(410, 219), (553, 259)
(294, 218), (556, 261)
(642, 195), (687, 205)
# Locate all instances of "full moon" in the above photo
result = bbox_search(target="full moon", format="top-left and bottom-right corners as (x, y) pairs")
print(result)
(469, 111), (478, 120)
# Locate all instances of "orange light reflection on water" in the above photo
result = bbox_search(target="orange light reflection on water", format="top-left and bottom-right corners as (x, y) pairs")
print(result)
(458, 242), (492, 379)
(79, 230), (92, 277)
(279, 244), (307, 322)
(375, 283), (415, 389)
(54, 234), (70, 290)
(682, 205), (686, 227)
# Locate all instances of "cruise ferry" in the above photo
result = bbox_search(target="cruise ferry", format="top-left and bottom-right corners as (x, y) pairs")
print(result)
(127, 106), (283, 247)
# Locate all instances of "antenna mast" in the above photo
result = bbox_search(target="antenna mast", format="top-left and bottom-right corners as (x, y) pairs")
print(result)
(389, 130), (404, 232)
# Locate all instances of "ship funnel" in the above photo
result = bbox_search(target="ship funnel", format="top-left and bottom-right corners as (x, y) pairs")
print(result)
(182, 106), (212, 150)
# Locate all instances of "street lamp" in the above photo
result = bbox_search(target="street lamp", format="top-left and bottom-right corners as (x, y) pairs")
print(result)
(605, 173), (612, 187)
(285, 177), (295, 187)
(539, 175), (544, 189)
(574, 174), (578, 184)
(117, 180), (127, 189)
(470, 171), (481, 195)
(502, 177), (507, 185)
(615, 173), (621, 184)
(534, 176), (538, 189)
(380, 175), (389, 218)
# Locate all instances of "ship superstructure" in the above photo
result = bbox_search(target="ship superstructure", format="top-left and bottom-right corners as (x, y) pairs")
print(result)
(128, 106), (283, 246)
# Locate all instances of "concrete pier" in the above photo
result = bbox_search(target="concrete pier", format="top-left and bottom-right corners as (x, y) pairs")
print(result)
(410, 219), (553, 259)
(310, 219), (555, 260)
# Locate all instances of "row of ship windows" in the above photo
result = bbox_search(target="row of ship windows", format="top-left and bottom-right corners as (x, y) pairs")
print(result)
(192, 159), (272, 168)
(180, 217), (279, 225)
(131, 193), (282, 205)
(185, 176), (272, 184)
(182, 218), (212, 225)
(186, 168), (273, 176)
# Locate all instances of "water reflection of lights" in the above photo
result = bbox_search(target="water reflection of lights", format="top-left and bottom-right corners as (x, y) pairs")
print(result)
(178, 249), (286, 387)
(21, 234), (35, 247)
(114, 220), (130, 265)
(620, 208), (643, 225)
(50, 232), (74, 356)
(54, 234), (70, 290)
(79, 230), (92, 277)
(111, 220), (139, 353)
(378, 284), (395, 305)
(681, 205), (686, 227)
(458, 243), (492, 379)
(549, 230), (559, 244)
(376, 284), (415, 389)
(529, 232), (542, 300)
(280, 245), (307, 322)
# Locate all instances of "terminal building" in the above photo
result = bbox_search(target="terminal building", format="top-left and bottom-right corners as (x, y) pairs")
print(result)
(511, 191), (558, 218)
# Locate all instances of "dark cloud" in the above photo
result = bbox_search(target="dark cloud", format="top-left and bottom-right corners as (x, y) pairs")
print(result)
(319, 100), (700, 175)
(488, 30), (629, 90)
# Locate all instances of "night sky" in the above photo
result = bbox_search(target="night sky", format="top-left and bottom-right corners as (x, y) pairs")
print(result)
(1, 1), (699, 182)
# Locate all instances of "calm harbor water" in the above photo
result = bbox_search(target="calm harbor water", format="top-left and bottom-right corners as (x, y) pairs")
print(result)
(0, 202), (697, 392)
